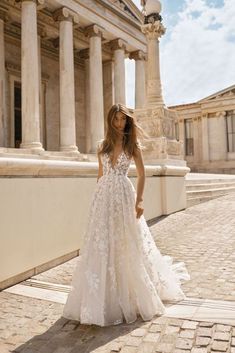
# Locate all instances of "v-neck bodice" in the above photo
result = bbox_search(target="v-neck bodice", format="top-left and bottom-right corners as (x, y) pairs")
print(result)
(101, 151), (132, 177)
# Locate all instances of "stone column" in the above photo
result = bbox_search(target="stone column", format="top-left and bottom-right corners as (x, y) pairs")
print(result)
(85, 25), (104, 153)
(79, 49), (91, 154)
(0, 10), (6, 147)
(20, 0), (44, 150)
(110, 38), (127, 105)
(193, 117), (199, 163)
(54, 8), (79, 153)
(208, 111), (227, 161)
(201, 113), (209, 162)
(130, 50), (147, 109)
(141, 21), (165, 107)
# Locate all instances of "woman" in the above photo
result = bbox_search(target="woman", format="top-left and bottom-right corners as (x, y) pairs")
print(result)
(62, 103), (190, 326)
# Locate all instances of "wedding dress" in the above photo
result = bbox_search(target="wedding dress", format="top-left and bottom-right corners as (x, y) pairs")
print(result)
(62, 149), (190, 326)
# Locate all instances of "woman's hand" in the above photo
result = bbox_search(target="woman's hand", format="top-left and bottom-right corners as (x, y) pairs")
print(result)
(135, 200), (144, 219)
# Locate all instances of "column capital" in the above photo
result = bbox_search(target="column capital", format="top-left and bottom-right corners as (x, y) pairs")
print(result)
(16, 0), (45, 5)
(216, 111), (226, 117)
(141, 21), (166, 39)
(109, 38), (127, 51)
(129, 50), (147, 61)
(53, 7), (79, 25)
(84, 24), (104, 39)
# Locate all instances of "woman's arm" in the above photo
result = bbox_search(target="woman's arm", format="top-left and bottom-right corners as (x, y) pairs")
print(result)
(133, 147), (145, 218)
(97, 150), (103, 182)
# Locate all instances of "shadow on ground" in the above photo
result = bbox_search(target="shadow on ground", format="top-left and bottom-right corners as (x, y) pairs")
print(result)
(12, 315), (153, 353)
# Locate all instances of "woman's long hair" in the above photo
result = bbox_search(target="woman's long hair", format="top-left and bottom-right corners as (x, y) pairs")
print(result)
(98, 103), (149, 158)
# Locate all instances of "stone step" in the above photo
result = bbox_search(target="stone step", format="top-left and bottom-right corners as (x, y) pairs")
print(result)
(186, 186), (235, 207)
(186, 181), (235, 191)
(187, 194), (223, 207)
(185, 172), (235, 207)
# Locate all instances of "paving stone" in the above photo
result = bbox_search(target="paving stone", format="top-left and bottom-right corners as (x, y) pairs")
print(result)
(195, 336), (211, 346)
(148, 324), (162, 333)
(175, 338), (193, 350)
(199, 322), (214, 328)
(191, 348), (208, 353)
(120, 347), (137, 353)
(214, 331), (230, 341)
(181, 321), (199, 330)
(142, 333), (160, 343)
(179, 329), (195, 339)
(155, 342), (174, 353)
(197, 328), (213, 338)
(165, 326), (180, 334)
(130, 329), (146, 337)
(125, 336), (143, 347)
(211, 340), (229, 351)
(232, 337), (235, 346)
(136, 342), (157, 353)
(216, 324), (231, 332)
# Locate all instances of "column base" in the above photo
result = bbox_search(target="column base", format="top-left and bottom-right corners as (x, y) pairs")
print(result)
(20, 142), (44, 151)
(59, 145), (80, 154)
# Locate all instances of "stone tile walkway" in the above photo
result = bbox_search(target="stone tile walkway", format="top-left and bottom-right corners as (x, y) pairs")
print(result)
(1, 193), (235, 353)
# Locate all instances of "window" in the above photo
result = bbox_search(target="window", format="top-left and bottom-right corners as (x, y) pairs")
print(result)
(226, 111), (235, 152)
(184, 119), (194, 156)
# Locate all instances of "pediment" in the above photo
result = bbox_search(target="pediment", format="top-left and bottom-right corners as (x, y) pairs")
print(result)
(109, 0), (143, 23)
(199, 85), (235, 103)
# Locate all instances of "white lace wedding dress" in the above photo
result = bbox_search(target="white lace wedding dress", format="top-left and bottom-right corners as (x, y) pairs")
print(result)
(62, 150), (190, 326)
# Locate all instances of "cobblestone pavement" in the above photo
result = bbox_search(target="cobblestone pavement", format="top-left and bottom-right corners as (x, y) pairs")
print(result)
(1, 193), (235, 353)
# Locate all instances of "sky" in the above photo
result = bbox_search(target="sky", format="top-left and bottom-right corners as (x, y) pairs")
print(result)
(125, 0), (235, 107)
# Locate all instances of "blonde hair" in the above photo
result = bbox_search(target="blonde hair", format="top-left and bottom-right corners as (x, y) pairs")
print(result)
(98, 103), (149, 158)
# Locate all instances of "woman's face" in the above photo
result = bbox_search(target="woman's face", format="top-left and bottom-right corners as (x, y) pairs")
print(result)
(112, 111), (127, 133)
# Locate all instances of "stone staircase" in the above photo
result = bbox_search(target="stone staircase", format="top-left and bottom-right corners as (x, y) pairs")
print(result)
(186, 173), (235, 207)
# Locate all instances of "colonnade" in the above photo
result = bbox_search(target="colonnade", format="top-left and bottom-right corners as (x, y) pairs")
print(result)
(0, 0), (147, 153)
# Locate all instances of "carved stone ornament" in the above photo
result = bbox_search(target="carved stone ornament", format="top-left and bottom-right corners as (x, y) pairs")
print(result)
(141, 21), (166, 39)
(15, 0), (45, 5)
(129, 50), (147, 61)
(84, 24), (104, 39)
(53, 7), (79, 25)
(109, 38), (127, 51)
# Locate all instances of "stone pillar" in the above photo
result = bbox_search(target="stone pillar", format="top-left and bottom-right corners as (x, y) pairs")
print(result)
(141, 21), (165, 107)
(37, 28), (45, 147)
(201, 113), (209, 162)
(0, 10), (6, 147)
(79, 49), (91, 154)
(54, 8), (79, 153)
(110, 38), (127, 105)
(85, 25), (104, 153)
(20, 0), (43, 150)
(208, 111), (227, 161)
(130, 50), (147, 109)
(193, 117), (199, 163)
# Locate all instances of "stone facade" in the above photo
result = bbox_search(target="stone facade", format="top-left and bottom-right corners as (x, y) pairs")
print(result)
(170, 85), (235, 174)
(0, 0), (147, 156)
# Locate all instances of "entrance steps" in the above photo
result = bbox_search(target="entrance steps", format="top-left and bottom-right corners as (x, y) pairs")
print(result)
(186, 173), (235, 207)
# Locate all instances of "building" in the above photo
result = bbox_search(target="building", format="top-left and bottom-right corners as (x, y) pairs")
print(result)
(171, 85), (235, 174)
(0, 0), (147, 157)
